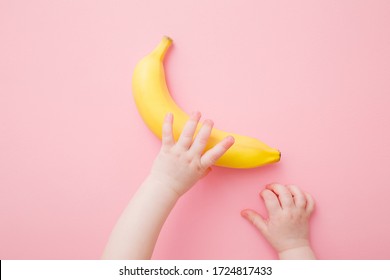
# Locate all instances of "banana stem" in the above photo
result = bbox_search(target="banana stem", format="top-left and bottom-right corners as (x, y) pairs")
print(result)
(151, 36), (172, 60)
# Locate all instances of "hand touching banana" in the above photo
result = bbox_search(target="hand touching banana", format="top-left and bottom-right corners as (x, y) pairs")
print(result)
(132, 36), (280, 168)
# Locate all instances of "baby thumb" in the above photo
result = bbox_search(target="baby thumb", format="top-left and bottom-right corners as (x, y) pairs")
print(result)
(241, 209), (267, 234)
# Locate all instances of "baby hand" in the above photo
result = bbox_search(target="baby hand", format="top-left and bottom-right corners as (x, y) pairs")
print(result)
(148, 112), (235, 198)
(241, 184), (315, 258)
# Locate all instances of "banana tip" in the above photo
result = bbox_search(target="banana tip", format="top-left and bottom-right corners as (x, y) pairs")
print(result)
(163, 35), (173, 43)
(153, 36), (173, 60)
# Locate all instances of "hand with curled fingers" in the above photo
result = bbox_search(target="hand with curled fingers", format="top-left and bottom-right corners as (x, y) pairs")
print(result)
(148, 111), (235, 197)
(241, 183), (316, 259)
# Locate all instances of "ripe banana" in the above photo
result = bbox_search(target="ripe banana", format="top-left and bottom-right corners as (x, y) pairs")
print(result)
(132, 36), (281, 168)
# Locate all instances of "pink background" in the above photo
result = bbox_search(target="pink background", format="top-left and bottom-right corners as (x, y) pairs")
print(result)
(1, 0), (390, 259)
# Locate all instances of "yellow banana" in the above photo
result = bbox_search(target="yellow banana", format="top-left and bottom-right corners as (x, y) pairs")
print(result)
(132, 36), (281, 168)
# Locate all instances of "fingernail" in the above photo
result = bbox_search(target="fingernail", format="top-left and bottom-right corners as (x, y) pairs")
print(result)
(240, 210), (248, 218)
(203, 119), (214, 126)
(226, 135), (235, 143)
(191, 111), (201, 119)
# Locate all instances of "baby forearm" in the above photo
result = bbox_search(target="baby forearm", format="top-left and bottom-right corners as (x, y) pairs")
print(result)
(102, 176), (179, 259)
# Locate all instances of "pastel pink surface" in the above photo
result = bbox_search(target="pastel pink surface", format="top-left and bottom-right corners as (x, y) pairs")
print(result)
(1, 0), (390, 259)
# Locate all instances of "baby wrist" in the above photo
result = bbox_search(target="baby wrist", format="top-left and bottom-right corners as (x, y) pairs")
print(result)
(278, 245), (316, 260)
(142, 175), (182, 201)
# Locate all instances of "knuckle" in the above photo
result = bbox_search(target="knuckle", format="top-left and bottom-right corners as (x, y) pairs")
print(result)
(197, 136), (209, 146)
(207, 156), (217, 166)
